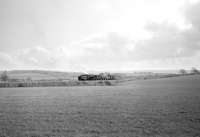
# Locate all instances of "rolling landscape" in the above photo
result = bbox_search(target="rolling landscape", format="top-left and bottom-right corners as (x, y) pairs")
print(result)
(0, 70), (184, 87)
(0, 70), (200, 137)
(1, 0), (200, 136)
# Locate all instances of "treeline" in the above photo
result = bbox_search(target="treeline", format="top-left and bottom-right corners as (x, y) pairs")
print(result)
(0, 71), (115, 88)
(179, 67), (200, 75)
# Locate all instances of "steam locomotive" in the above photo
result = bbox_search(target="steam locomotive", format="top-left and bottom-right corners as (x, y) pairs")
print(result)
(78, 73), (115, 81)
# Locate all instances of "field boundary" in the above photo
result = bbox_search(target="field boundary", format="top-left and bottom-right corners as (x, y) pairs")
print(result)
(0, 80), (114, 88)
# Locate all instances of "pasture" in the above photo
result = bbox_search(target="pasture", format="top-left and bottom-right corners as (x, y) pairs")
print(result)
(0, 75), (200, 137)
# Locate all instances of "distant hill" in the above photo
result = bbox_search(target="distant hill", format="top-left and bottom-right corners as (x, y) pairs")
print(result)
(0, 69), (182, 82)
(0, 69), (194, 88)
(0, 70), (83, 81)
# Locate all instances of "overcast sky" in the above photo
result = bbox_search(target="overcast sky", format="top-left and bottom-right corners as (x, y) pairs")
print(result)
(0, 0), (200, 71)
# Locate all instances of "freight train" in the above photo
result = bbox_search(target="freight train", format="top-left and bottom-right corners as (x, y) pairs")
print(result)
(78, 73), (115, 81)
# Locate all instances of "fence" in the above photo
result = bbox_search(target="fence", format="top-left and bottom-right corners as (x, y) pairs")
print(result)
(0, 80), (113, 88)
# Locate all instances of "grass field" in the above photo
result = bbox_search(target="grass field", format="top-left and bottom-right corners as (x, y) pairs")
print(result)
(3, 70), (82, 81)
(0, 75), (200, 137)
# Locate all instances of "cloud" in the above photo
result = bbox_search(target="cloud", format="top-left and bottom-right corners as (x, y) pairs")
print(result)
(185, 1), (200, 30)
(70, 33), (133, 64)
(9, 46), (86, 71)
(79, 1), (200, 57)
(0, 52), (17, 69)
(16, 47), (57, 67)
(57, 1), (200, 70)
(1, 0), (200, 71)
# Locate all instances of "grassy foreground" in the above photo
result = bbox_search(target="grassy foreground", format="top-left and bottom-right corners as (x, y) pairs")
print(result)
(0, 75), (200, 137)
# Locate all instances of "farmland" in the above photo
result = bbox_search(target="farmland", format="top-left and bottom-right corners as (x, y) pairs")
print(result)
(0, 75), (200, 137)
(0, 70), (182, 88)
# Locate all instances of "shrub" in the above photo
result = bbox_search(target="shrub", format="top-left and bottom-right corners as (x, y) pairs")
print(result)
(0, 71), (9, 81)
(18, 83), (24, 87)
(104, 81), (112, 86)
(179, 69), (187, 75)
(26, 77), (32, 82)
(191, 67), (200, 74)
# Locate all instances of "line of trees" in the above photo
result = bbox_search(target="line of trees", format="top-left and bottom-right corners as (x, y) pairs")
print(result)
(179, 67), (200, 75)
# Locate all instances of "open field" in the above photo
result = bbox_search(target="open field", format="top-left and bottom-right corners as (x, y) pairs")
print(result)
(1, 70), (82, 81)
(0, 75), (200, 137)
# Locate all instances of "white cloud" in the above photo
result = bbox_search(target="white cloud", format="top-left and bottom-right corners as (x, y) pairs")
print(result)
(1, 0), (200, 71)
(0, 52), (16, 69)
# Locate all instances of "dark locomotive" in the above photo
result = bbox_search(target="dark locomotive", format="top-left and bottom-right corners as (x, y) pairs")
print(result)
(78, 73), (115, 81)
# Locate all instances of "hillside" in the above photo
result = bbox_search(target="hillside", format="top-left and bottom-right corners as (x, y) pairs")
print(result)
(0, 75), (200, 136)
(1, 70), (83, 81)
(0, 70), (189, 88)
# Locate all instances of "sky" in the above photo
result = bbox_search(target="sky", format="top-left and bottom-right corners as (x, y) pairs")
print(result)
(0, 0), (200, 72)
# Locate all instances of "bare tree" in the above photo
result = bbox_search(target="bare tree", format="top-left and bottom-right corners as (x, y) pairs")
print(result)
(26, 76), (32, 82)
(191, 67), (200, 74)
(179, 69), (187, 75)
(0, 71), (9, 81)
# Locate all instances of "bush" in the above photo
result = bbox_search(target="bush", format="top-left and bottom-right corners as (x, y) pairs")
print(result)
(104, 81), (112, 86)
(191, 67), (200, 74)
(26, 77), (32, 82)
(18, 83), (24, 87)
(179, 69), (187, 75)
(0, 71), (9, 81)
